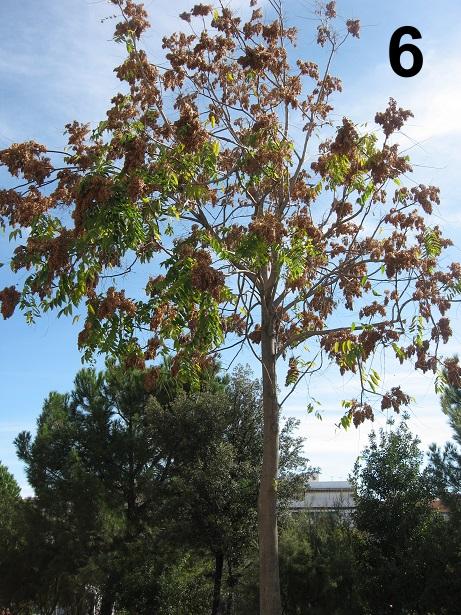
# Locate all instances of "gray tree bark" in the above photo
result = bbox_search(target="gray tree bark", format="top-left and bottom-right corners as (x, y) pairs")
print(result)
(258, 297), (282, 615)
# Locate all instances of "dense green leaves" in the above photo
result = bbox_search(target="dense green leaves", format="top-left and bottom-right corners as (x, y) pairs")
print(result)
(351, 416), (459, 615)
(4, 364), (313, 613)
(3, 383), (461, 614)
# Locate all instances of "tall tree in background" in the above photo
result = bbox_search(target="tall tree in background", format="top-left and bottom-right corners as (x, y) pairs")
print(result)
(16, 375), (135, 614)
(0, 463), (21, 610)
(2, 1), (461, 611)
(350, 417), (447, 614)
(15, 365), (199, 613)
(15, 365), (313, 614)
(429, 358), (461, 504)
(428, 358), (461, 603)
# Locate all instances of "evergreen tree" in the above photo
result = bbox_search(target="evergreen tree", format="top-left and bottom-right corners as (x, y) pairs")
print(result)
(14, 365), (313, 614)
(351, 416), (451, 614)
(0, 463), (22, 610)
(15, 367), (171, 614)
(429, 360), (461, 502)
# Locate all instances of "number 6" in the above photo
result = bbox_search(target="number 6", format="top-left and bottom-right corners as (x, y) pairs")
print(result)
(389, 26), (423, 78)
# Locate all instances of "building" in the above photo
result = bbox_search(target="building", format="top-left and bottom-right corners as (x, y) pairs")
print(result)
(290, 476), (355, 514)
(290, 476), (450, 518)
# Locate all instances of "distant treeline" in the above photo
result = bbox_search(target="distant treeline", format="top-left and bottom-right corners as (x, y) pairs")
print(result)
(1, 363), (460, 614)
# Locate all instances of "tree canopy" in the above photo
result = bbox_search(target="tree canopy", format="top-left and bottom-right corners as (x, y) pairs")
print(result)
(10, 364), (313, 614)
(351, 417), (459, 614)
(2, 1), (461, 611)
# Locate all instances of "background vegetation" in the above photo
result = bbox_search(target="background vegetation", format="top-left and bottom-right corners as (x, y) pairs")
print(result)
(1, 364), (460, 614)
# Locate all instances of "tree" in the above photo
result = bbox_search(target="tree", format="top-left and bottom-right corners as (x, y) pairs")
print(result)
(15, 365), (184, 614)
(15, 387), (124, 614)
(351, 417), (449, 614)
(0, 463), (21, 610)
(15, 364), (313, 614)
(429, 359), (461, 505)
(2, 2), (461, 611)
(160, 367), (314, 614)
(278, 512), (365, 615)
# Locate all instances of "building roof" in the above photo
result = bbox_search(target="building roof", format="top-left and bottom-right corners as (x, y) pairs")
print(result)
(290, 481), (451, 517)
(307, 480), (352, 491)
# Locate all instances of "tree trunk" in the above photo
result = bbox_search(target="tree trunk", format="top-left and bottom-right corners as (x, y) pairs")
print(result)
(226, 559), (237, 615)
(99, 587), (114, 615)
(211, 551), (224, 615)
(258, 301), (282, 615)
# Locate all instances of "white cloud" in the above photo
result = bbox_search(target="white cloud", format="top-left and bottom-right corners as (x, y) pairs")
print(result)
(397, 50), (461, 142)
(280, 347), (457, 479)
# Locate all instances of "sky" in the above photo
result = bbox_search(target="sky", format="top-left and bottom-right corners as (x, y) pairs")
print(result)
(1, 0), (461, 494)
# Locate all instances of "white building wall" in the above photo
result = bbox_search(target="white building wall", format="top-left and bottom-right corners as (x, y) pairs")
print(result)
(290, 480), (355, 512)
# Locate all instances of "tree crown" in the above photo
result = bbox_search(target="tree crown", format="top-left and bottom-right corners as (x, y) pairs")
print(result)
(1, 0), (460, 426)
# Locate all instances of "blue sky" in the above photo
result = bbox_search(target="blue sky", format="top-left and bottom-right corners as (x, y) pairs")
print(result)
(1, 0), (461, 493)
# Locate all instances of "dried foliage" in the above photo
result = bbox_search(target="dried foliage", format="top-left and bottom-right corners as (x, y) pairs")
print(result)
(1, 0), (460, 442)
(3, 2), (461, 611)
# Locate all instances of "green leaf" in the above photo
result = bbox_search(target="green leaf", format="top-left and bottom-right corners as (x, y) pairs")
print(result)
(340, 413), (352, 430)
(370, 369), (380, 386)
(9, 228), (22, 241)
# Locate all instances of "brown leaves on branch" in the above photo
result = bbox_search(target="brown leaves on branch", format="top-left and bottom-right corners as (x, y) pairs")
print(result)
(325, 2), (337, 19)
(443, 357), (461, 388)
(0, 0), (461, 412)
(375, 98), (414, 138)
(111, 0), (150, 40)
(346, 19), (360, 38)
(190, 251), (225, 300)
(0, 287), (21, 320)
(381, 387), (411, 413)
(0, 141), (52, 184)
(350, 401), (374, 427)
(0, 188), (52, 227)
(96, 287), (137, 319)
(345, 388), (409, 428)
